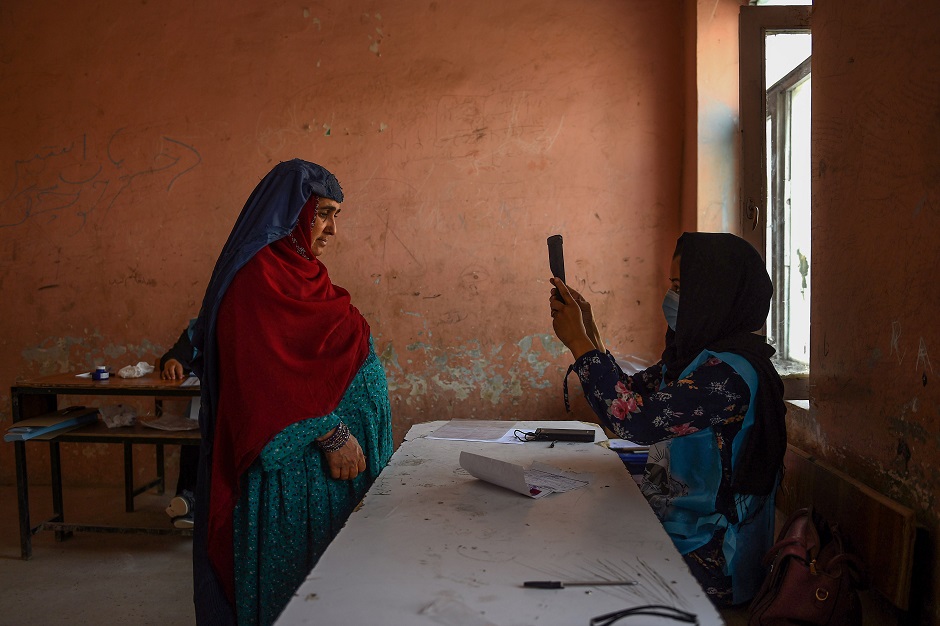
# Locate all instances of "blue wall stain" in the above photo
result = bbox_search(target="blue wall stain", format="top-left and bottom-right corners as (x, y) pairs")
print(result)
(381, 334), (568, 404)
(22, 334), (163, 374)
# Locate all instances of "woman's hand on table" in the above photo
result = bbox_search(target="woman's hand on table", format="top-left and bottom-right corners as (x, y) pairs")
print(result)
(323, 433), (367, 480)
(549, 278), (598, 360)
(161, 359), (185, 380)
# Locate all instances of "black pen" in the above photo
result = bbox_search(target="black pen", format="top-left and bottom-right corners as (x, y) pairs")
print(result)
(523, 579), (638, 589)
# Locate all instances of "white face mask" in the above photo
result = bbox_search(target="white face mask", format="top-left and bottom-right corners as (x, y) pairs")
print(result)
(662, 290), (680, 330)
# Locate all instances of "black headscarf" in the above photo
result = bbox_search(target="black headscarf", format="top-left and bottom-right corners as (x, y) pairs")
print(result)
(661, 232), (786, 496)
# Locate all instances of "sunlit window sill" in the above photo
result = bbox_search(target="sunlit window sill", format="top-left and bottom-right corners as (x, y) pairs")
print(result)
(772, 358), (809, 401)
(781, 373), (808, 401)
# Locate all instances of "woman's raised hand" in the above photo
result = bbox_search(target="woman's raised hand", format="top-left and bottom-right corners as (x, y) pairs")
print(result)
(550, 278), (600, 359)
(323, 434), (367, 480)
(561, 283), (606, 354)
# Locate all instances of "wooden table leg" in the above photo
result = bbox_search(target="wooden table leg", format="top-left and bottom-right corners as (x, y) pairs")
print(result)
(123, 441), (135, 512)
(156, 443), (165, 494)
(11, 390), (58, 559)
(14, 441), (32, 560)
(49, 441), (72, 542)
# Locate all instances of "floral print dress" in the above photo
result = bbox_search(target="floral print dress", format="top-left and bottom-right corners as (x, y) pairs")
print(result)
(572, 348), (774, 607)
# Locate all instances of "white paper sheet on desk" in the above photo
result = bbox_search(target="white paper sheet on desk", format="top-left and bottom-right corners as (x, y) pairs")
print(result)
(459, 451), (589, 499)
(607, 438), (649, 452)
(427, 420), (521, 443)
(181, 375), (199, 387)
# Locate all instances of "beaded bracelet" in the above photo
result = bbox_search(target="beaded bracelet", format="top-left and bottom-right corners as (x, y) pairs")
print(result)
(316, 421), (350, 453)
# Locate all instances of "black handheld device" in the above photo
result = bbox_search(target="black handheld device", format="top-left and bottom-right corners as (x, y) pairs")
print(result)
(533, 428), (595, 443)
(547, 234), (565, 283)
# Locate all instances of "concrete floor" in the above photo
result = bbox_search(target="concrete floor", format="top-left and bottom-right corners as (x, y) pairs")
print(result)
(0, 483), (195, 625)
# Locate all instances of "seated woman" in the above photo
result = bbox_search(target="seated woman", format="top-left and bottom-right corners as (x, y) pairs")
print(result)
(190, 159), (394, 625)
(548, 232), (786, 608)
(159, 317), (199, 528)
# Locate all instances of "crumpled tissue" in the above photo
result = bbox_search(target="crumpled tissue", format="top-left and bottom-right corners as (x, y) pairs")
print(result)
(99, 404), (137, 428)
(118, 361), (155, 379)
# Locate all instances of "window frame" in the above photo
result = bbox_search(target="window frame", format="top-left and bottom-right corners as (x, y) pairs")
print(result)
(738, 5), (812, 397)
(767, 57), (812, 367)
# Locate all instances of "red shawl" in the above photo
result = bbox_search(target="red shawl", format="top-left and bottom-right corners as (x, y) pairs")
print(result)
(208, 197), (370, 600)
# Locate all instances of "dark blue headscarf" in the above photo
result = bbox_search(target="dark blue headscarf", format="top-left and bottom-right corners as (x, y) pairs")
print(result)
(191, 159), (343, 448)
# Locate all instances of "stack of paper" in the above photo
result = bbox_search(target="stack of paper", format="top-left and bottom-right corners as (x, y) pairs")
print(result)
(459, 451), (590, 499)
(607, 438), (649, 453)
(427, 420), (520, 443)
(4, 408), (98, 442)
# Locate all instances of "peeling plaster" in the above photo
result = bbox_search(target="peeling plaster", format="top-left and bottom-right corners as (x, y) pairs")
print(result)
(379, 341), (402, 372)
(380, 334), (568, 405)
(22, 335), (163, 374)
(884, 467), (934, 511)
(888, 402), (932, 445)
(784, 401), (831, 455)
(403, 374), (428, 397)
(431, 373), (475, 400)
(518, 334), (564, 371)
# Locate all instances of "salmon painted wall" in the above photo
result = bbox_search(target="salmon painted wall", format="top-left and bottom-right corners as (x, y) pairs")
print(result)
(0, 1), (686, 485)
(680, 0), (743, 236)
(695, 0), (744, 234)
(807, 0), (940, 620)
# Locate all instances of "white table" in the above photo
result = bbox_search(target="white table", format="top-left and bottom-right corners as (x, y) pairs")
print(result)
(277, 421), (724, 625)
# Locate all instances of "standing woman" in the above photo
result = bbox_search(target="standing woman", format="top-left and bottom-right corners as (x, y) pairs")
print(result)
(191, 159), (393, 625)
(549, 232), (786, 608)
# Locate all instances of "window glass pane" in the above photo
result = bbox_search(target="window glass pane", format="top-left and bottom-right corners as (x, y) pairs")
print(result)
(764, 31), (811, 373)
(765, 33), (810, 86)
(785, 77), (811, 365)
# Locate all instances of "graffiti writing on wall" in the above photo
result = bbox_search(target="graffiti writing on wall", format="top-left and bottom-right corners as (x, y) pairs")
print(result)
(0, 129), (201, 231)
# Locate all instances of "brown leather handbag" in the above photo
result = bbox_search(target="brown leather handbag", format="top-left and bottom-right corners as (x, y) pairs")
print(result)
(748, 507), (867, 626)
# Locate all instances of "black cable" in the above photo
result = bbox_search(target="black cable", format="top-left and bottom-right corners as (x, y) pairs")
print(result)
(590, 604), (698, 626)
(514, 429), (537, 442)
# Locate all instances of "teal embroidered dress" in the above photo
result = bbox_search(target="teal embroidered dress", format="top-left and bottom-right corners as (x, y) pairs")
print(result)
(233, 341), (392, 625)
(192, 160), (396, 625)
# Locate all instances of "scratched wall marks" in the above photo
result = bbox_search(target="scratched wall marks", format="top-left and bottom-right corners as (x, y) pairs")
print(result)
(808, 0), (940, 618)
(0, 130), (201, 231)
(0, 2), (685, 497)
(434, 91), (566, 166)
(888, 321), (933, 377)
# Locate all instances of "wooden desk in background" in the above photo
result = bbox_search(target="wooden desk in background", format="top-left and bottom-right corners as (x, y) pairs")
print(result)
(10, 372), (200, 559)
(278, 421), (724, 626)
